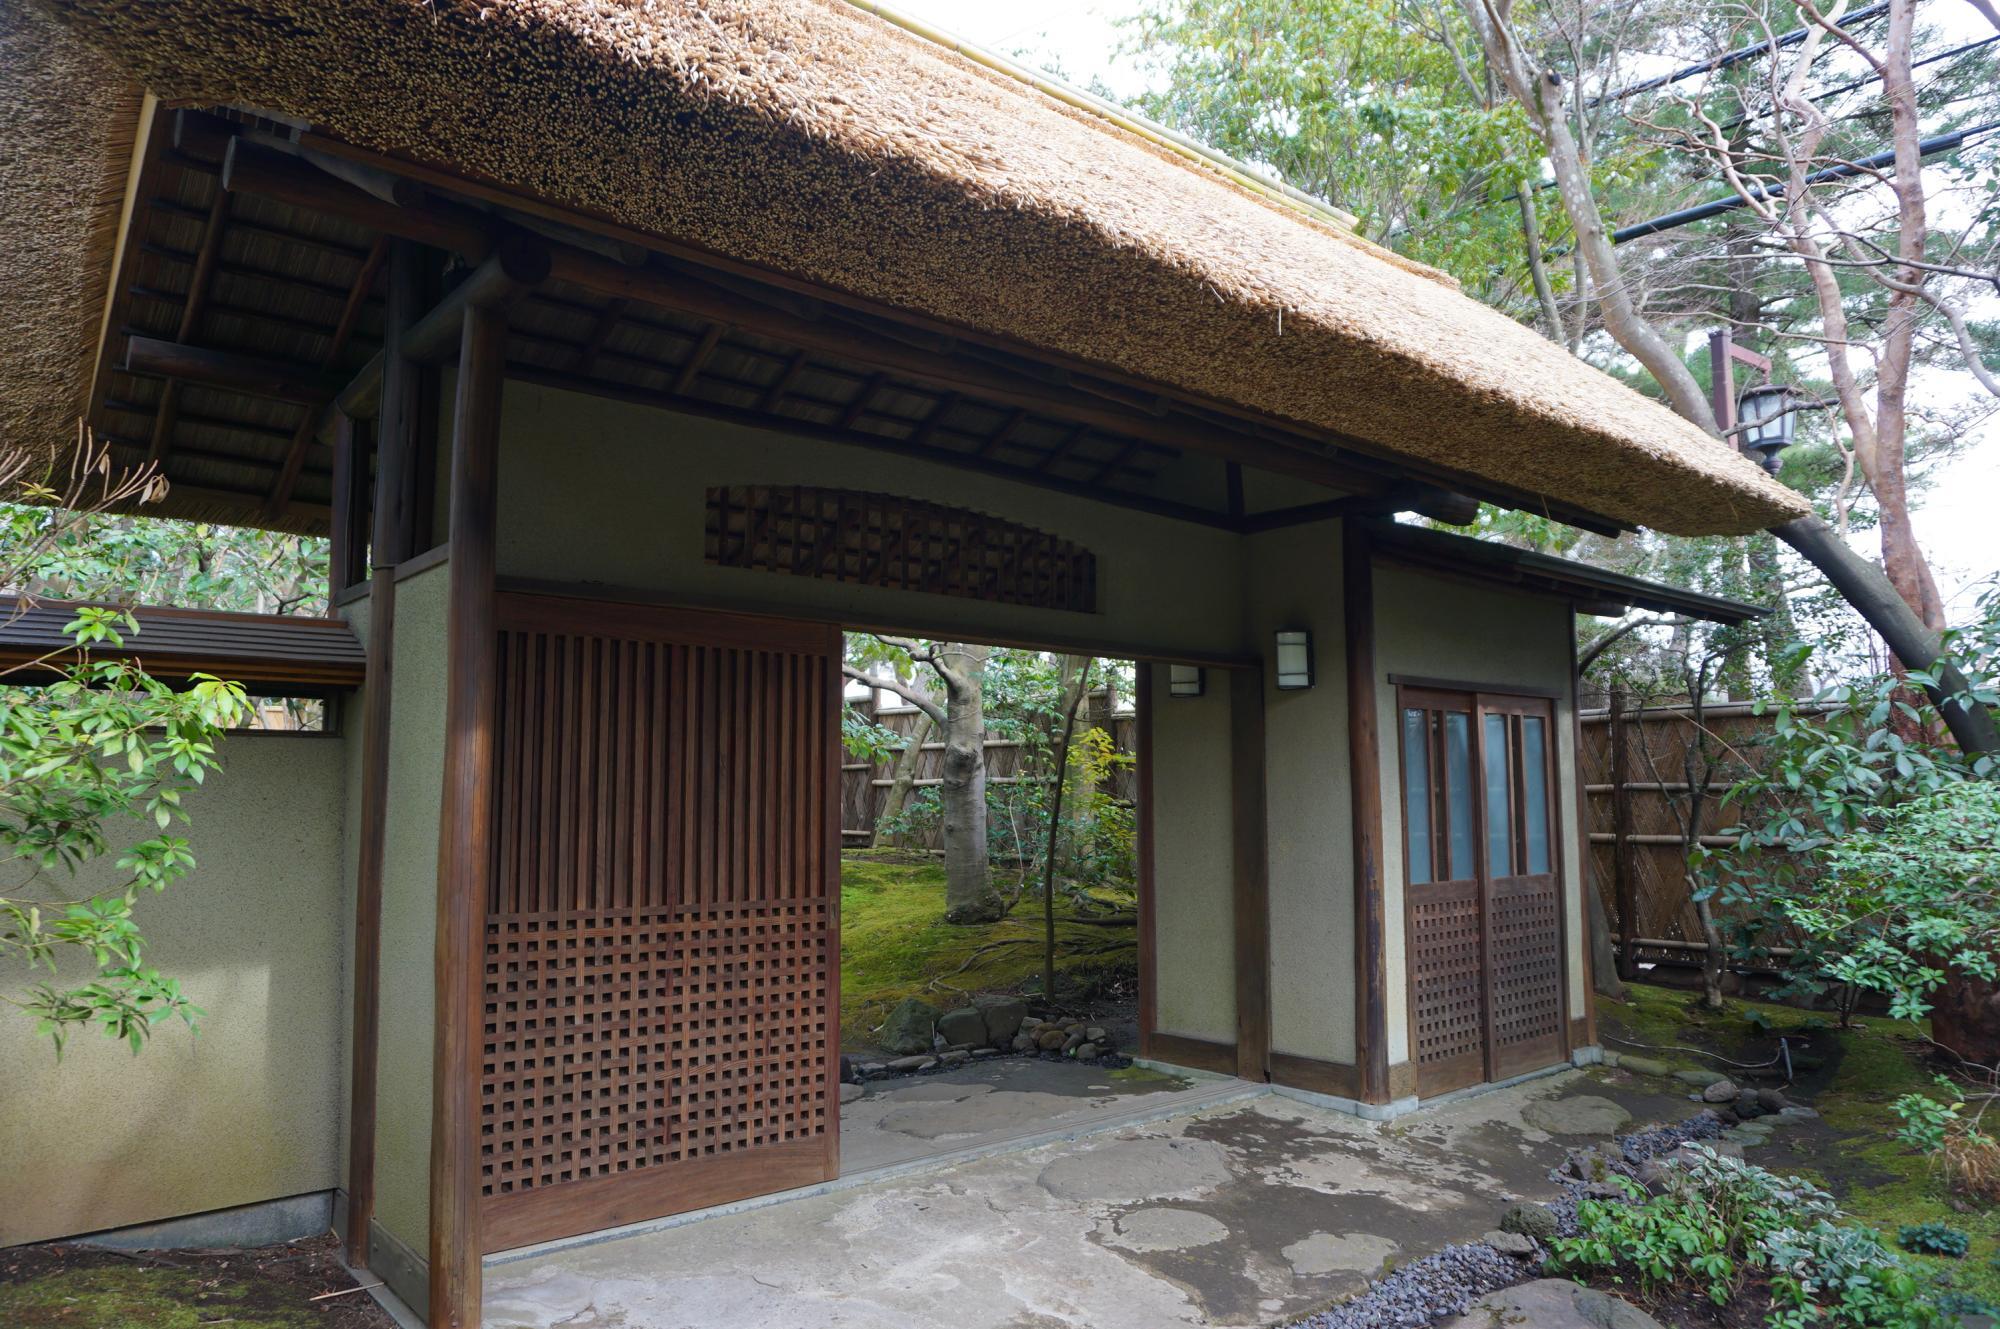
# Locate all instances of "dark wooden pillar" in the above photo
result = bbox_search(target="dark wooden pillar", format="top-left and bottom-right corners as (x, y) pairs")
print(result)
(344, 240), (423, 1266)
(1135, 664), (1156, 1059)
(1570, 626), (1600, 1049)
(326, 413), (364, 598)
(1608, 689), (1638, 982)
(1344, 521), (1390, 1104)
(1228, 666), (1270, 1084)
(429, 301), (506, 1329)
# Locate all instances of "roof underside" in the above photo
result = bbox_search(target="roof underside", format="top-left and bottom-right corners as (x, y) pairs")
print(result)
(0, 596), (367, 690)
(6, 0), (1809, 537)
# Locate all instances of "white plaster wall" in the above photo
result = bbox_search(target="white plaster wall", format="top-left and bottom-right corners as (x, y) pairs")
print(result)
(371, 563), (450, 1252)
(493, 382), (1249, 663)
(1372, 564), (1584, 1067)
(1146, 662), (1237, 1044)
(1244, 521), (1353, 1064)
(0, 734), (349, 1246)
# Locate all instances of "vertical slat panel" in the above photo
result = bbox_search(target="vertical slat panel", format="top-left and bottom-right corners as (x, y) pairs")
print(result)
(480, 600), (838, 1251)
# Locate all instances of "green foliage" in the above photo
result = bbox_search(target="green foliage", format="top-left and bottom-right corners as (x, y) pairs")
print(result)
(1549, 1148), (1945, 1327)
(0, 612), (247, 1054)
(1897, 1224), (1971, 1259)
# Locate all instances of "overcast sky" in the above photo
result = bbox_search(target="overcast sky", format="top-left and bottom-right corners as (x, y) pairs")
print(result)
(889, 0), (1999, 611)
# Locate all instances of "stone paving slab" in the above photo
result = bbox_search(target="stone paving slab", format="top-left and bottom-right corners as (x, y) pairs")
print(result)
(483, 1069), (1690, 1329)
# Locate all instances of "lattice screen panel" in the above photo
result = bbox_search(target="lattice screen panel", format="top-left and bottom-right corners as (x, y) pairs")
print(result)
(479, 596), (837, 1250)
(1487, 881), (1564, 1079)
(1408, 889), (1485, 1094)
(705, 485), (1096, 613)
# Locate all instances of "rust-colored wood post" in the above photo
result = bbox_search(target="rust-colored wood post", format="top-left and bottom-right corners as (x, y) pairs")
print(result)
(1609, 689), (1638, 982)
(327, 412), (365, 597)
(430, 301), (506, 1329)
(344, 239), (423, 1267)
(1228, 664), (1270, 1084)
(1345, 522), (1389, 1104)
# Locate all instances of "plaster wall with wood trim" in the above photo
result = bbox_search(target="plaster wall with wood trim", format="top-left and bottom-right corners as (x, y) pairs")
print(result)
(368, 562), (451, 1259)
(1244, 519), (1355, 1066)
(1144, 661), (1237, 1046)
(490, 381), (1254, 663)
(0, 733), (348, 1247)
(1371, 564), (1587, 1070)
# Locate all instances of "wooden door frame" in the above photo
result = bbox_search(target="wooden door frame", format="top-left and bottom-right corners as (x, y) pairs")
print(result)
(1395, 679), (1573, 1098)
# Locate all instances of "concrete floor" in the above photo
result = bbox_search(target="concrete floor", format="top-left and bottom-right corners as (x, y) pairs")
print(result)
(483, 1065), (1687, 1329)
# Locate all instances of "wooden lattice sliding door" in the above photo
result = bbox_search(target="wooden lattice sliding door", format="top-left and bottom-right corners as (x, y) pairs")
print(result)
(1399, 685), (1568, 1098)
(479, 593), (841, 1252)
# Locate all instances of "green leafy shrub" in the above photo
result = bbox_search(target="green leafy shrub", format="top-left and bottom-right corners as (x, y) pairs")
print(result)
(1550, 1148), (1946, 1327)
(1896, 1223), (1970, 1258)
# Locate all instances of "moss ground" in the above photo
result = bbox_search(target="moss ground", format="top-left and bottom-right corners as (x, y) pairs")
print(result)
(0, 1265), (326, 1329)
(1599, 981), (2000, 1307)
(840, 849), (1135, 1046)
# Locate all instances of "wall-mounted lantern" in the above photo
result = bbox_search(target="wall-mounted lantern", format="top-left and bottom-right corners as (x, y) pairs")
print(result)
(1274, 630), (1314, 690)
(1167, 664), (1205, 698)
(1735, 382), (1798, 474)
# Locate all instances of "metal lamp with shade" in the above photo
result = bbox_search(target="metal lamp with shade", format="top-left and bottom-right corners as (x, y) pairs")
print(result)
(1735, 382), (1797, 474)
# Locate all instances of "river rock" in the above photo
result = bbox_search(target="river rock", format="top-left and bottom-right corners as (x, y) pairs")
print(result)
(1437, 1279), (1666, 1329)
(1498, 1203), (1558, 1240)
(1674, 1068), (1729, 1089)
(1701, 1078), (1741, 1103)
(1073, 1042), (1100, 1061)
(887, 1054), (936, 1073)
(1036, 1028), (1068, 1052)
(973, 995), (1029, 1046)
(839, 1081), (863, 1103)
(1483, 1230), (1538, 1258)
(879, 997), (940, 1056)
(1616, 1054), (1672, 1078)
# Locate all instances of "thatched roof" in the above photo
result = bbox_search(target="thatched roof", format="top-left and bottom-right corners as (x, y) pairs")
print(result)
(10, 0), (1806, 535)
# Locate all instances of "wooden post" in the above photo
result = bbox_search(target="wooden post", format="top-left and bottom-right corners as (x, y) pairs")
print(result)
(1609, 689), (1638, 982)
(327, 413), (362, 598)
(1135, 665), (1156, 1060)
(1344, 522), (1390, 1103)
(1228, 666), (1270, 1084)
(1570, 628), (1601, 1047)
(430, 302), (506, 1329)
(343, 242), (425, 1267)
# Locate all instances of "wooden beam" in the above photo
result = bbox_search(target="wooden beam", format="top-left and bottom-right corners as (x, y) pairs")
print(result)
(837, 372), (886, 431)
(147, 187), (231, 464)
(222, 137), (489, 259)
(326, 413), (366, 596)
(573, 297), (627, 376)
(375, 242), (424, 565)
(975, 408), (1028, 459)
(910, 391), (959, 448)
(672, 322), (727, 396)
(1228, 667), (1270, 1085)
(757, 349), (809, 413)
(430, 302), (506, 1329)
(265, 236), (392, 522)
(124, 335), (345, 406)
(1344, 521), (1390, 1104)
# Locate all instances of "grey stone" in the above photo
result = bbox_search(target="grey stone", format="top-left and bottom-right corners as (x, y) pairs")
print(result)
(937, 1006), (988, 1048)
(839, 1081), (863, 1103)
(1779, 1104), (1819, 1120)
(1615, 1054), (1672, 1077)
(1581, 1180), (1628, 1201)
(1756, 1087), (1791, 1112)
(1721, 1126), (1769, 1146)
(887, 1054), (936, 1073)
(857, 1061), (886, 1077)
(1085, 1026), (1108, 1043)
(972, 995), (1029, 1046)
(1674, 1068), (1729, 1089)
(1437, 1278), (1667, 1329)
(970, 1047), (1001, 1059)
(938, 1049), (972, 1067)
(1011, 1033), (1036, 1053)
(1701, 1078), (1741, 1103)
(1036, 1028), (1068, 1052)
(1523, 1095), (1633, 1137)
(1498, 1203), (1558, 1240)
(1483, 1230), (1538, 1258)
(1073, 1042), (1100, 1061)
(879, 997), (939, 1056)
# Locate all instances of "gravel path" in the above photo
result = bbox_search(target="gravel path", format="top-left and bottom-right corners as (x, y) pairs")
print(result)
(1284, 1110), (1727, 1329)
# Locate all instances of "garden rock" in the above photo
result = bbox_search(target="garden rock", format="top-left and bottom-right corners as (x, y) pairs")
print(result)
(887, 1054), (936, 1073)
(1525, 1095), (1633, 1137)
(1701, 1077), (1741, 1103)
(1437, 1279), (1666, 1329)
(1498, 1203), (1558, 1240)
(838, 1081), (863, 1103)
(1073, 1042), (1100, 1061)
(1036, 1028), (1068, 1052)
(1615, 1054), (1672, 1078)
(938, 1049), (972, 1067)
(973, 995), (1028, 1046)
(1756, 1087), (1792, 1112)
(1674, 1068), (1729, 1089)
(936, 1006), (988, 1048)
(1011, 1033), (1036, 1053)
(1482, 1230), (1537, 1258)
(1735, 1092), (1768, 1119)
(879, 998), (939, 1056)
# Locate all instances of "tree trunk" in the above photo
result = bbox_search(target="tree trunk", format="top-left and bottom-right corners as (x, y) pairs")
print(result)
(938, 643), (1002, 924)
(1930, 971), (2000, 1070)
(879, 711), (934, 849)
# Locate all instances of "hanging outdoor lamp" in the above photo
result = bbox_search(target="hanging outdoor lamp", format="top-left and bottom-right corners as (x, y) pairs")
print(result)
(1735, 382), (1798, 474)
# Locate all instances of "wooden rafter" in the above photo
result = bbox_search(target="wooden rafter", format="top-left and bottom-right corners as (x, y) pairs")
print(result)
(1036, 424), (1089, 473)
(146, 187), (231, 463)
(671, 321), (725, 395)
(910, 391), (959, 448)
(758, 349), (809, 413)
(1088, 437), (1145, 485)
(974, 408), (1028, 459)
(573, 297), (627, 376)
(837, 373), (886, 431)
(264, 235), (391, 520)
